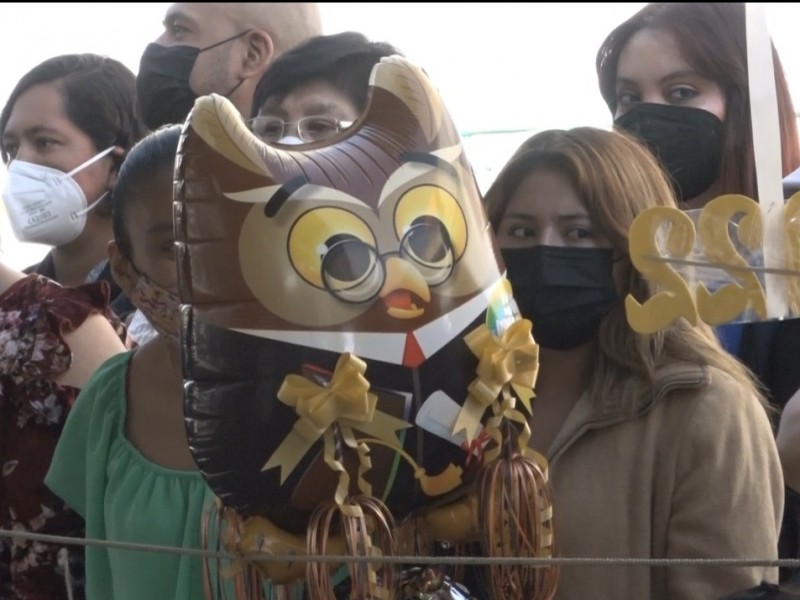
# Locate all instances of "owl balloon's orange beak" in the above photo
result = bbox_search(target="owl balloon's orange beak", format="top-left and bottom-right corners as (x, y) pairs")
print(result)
(380, 256), (431, 319)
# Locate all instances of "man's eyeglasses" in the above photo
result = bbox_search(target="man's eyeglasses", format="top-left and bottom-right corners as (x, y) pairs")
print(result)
(247, 115), (354, 143)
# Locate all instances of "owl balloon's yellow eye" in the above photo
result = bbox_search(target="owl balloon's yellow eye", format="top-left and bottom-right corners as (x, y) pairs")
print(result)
(321, 235), (384, 303)
(394, 186), (467, 286)
(289, 207), (384, 302)
(399, 216), (454, 286)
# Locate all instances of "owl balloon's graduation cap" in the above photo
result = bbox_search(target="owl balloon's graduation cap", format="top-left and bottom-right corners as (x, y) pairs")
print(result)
(176, 55), (555, 599)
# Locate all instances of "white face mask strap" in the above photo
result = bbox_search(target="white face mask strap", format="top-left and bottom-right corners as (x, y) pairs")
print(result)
(75, 190), (109, 217)
(67, 145), (117, 177)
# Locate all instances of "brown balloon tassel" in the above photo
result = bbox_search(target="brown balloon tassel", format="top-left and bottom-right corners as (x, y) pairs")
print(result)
(200, 498), (222, 600)
(200, 498), (248, 600)
(394, 514), (432, 564)
(202, 499), (256, 600)
(201, 499), (272, 600)
(262, 579), (296, 600)
(306, 495), (396, 600)
(269, 584), (300, 600)
(477, 449), (559, 600)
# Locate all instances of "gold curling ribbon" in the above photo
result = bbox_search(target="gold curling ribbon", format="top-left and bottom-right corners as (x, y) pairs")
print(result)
(323, 428), (368, 518)
(485, 388), (551, 490)
(262, 353), (411, 499)
(479, 386), (542, 468)
(453, 319), (539, 442)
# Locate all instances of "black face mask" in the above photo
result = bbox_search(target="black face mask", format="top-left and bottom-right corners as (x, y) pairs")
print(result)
(615, 103), (725, 203)
(502, 246), (618, 351)
(136, 31), (248, 130)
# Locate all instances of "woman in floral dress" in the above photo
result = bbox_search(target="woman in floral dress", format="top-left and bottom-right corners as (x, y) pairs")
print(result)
(0, 261), (125, 599)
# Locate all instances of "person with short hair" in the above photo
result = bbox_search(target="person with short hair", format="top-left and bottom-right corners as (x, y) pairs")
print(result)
(249, 31), (402, 146)
(137, 2), (323, 129)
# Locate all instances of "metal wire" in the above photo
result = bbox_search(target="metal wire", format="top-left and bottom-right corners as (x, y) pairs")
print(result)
(3, 528), (800, 568)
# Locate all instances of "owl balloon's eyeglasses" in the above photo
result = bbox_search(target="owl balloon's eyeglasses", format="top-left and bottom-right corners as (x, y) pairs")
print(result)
(247, 115), (354, 144)
(321, 219), (455, 304)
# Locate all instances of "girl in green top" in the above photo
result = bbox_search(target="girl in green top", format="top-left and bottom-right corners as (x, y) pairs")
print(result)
(46, 125), (227, 599)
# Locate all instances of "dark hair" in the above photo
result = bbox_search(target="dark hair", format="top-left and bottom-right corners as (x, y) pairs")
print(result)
(252, 31), (402, 118)
(485, 127), (766, 413)
(596, 2), (800, 200)
(0, 53), (148, 216)
(112, 125), (181, 260)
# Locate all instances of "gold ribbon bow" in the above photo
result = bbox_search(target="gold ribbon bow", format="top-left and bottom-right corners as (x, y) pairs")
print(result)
(262, 353), (410, 510)
(453, 319), (539, 442)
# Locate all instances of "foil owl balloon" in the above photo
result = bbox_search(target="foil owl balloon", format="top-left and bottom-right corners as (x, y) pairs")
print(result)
(176, 56), (554, 597)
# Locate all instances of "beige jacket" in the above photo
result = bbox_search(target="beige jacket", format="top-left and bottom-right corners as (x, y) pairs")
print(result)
(548, 362), (783, 600)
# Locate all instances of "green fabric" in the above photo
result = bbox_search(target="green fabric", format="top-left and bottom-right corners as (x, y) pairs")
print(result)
(45, 351), (217, 600)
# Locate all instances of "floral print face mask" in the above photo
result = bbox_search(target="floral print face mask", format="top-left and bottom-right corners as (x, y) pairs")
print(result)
(131, 270), (180, 342)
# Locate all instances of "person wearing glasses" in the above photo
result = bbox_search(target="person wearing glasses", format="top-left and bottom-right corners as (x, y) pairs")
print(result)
(249, 31), (403, 146)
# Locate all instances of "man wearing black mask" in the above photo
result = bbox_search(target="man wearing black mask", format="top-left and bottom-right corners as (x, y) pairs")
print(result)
(137, 2), (322, 130)
(130, 2), (321, 345)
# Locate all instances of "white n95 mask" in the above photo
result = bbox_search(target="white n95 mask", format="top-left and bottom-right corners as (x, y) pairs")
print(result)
(1, 145), (116, 246)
